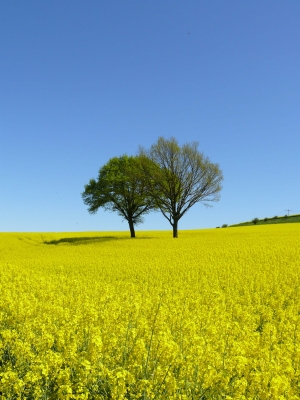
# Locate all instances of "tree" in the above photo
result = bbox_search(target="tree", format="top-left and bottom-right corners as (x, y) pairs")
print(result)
(138, 137), (223, 238)
(81, 155), (156, 238)
(252, 218), (259, 225)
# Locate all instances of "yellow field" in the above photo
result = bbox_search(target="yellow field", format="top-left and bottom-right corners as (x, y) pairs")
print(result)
(0, 224), (300, 399)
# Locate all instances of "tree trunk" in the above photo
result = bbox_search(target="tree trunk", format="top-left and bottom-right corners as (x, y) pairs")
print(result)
(172, 219), (178, 238)
(128, 219), (136, 238)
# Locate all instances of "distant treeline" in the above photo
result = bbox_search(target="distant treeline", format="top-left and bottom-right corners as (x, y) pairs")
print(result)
(217, 214), (300, 228)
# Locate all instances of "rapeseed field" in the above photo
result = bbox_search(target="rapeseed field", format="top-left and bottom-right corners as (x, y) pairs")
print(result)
(0, 224), (299, 399)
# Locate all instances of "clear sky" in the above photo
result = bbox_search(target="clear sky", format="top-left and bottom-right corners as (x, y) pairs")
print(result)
(1, 1), (299, 233)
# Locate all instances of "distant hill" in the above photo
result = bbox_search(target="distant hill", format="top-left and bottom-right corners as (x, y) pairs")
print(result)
(228, 214), (300, 227)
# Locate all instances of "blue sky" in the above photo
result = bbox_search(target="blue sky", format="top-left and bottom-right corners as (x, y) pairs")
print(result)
(1, 1), (299, 233)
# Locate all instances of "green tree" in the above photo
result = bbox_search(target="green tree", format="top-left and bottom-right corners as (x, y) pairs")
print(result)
(138, 137), (223, 238)
(81, 155), (156, 238)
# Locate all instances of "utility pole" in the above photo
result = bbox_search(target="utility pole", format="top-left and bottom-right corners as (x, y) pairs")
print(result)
(285, 209), (293, 216)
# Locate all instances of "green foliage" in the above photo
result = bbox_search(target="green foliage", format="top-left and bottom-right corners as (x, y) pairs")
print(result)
(252, 218), (259, 225)
(81, 155), (157, 237)
(273, 216), (278, 219)
(264, 217), (269, 221)
(222, 224), (228, 228)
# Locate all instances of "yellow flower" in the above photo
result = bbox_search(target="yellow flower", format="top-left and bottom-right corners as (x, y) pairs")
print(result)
(0, 224), (299, 398)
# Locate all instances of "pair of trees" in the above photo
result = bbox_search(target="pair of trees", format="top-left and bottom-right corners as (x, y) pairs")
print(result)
(82, 137), (223, 238)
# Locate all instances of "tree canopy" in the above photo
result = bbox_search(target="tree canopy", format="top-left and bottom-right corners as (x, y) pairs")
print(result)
(138, 137), (223, 237)
(81, 155), (156, 237)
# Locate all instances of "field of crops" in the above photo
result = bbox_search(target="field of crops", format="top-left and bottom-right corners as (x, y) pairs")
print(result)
(0, 224), (300, 399)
